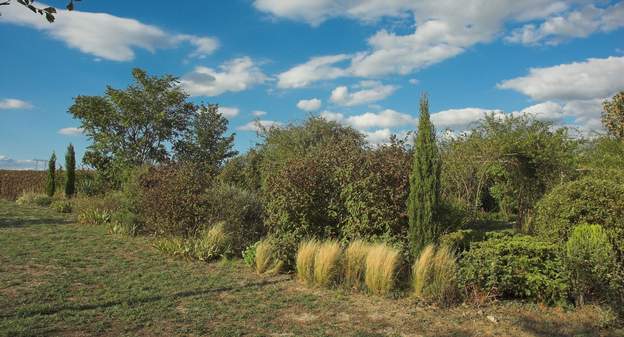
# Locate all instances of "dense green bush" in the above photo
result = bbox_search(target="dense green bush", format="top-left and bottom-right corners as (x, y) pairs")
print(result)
(459, 235), (569, 304)
(265, 156), (341, 242)
(532, 177), (624, 263)
(439, 229), (485, 252)
(338, 142), (411, 243)
(135, 164), (212, 236)
(566, 224), (615, 306)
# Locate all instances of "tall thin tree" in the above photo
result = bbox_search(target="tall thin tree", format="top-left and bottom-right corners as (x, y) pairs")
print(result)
(46, 152), (57, 197)
(65, 143), (76, 198)
(408, 94), (441, 258)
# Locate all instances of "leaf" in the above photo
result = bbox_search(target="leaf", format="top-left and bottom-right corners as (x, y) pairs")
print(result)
(45, 12), (55, 23)
(27, 4), (37, 13)
(44, 7), (56, 14)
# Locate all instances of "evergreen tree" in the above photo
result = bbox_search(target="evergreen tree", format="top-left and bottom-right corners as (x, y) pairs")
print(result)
(46, 152), (57, 197)
(65, 143), (76, 198)
(408, 94), (441, 258)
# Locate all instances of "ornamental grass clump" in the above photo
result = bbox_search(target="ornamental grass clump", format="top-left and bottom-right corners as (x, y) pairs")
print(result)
(296, 239), (320, 285)
(313, 240), (342, 287)
(344, 240), (372, 290)
(255, 239), (283, 275)
(364, 243), (400, 296)
(413, 244), (459, 306)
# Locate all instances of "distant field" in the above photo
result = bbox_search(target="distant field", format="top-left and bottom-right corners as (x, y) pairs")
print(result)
(0, 200), (621, 337)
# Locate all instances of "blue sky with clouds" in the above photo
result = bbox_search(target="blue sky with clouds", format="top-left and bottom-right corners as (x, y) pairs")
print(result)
(1, 0), (623, 169)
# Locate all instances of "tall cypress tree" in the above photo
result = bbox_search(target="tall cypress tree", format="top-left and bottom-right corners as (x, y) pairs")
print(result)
(408, 94), (441, 258)
(65, 144), (76, 198)
(46, 152), (57, 197)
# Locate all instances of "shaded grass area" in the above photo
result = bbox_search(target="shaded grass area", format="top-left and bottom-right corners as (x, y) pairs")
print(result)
(0, 200), (622, 337)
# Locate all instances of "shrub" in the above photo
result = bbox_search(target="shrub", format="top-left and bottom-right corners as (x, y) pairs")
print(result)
(439, 229), (485, 252)
(338, 143), (411, 243)
(459, 235), (569, 304)
(78, 209), (112, 226)
(566, 224), (616, 306)
(16, 192), (52, 207)
(412, 245), (459, 306)
(153, 237), (192, 258)
(365, 243), (401, 296)
(193, 223), (233, 262)
(265, 157), (341, 242)
(296, 239), (320, 285)
(202, 183), (265, 253)
(314, 240), (342, 287)
(344, 240), (372, 290)
(242, 241), (259, 267)
(51, 200), (72, 213)
(255, 239), (283, 275)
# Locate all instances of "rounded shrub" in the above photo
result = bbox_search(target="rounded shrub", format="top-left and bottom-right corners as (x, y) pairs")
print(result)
(532, 177), (624, 261)
(566, 224), (616, 306)
(458, 235), (569, 304)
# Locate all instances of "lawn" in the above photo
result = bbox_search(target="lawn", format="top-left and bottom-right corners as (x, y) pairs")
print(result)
(0, 200), (621, 337)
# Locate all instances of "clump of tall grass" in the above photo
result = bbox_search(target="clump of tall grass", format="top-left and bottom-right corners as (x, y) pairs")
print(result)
(344, 240), (372, 290)
(16, 191), (52, 207)
(153, 237), (192, 258)
(255, 239), (283, 275)
(412, 244), (459, 306)
(314, 240), (342, 287)
(193, 223), (233, 262)
(296, 239), (320, 285)
(365, 243), (400, 296)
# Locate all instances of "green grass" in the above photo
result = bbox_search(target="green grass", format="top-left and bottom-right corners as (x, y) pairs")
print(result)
(1, 200), (622, 337)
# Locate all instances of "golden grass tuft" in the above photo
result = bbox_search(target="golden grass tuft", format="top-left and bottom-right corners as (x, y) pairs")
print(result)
(364, 243), (400, 296)
(255, 239), (282, 275)
(344, 240), (372, 290)
(413, 244), (435, 298)
(296, 239), (320, 285)
(412, 244), (458, 306)
(313, 240), (342, 287)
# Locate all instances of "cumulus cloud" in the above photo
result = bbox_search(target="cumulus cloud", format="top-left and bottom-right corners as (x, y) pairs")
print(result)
(264, 0), (583, 83)
(181, 57), (268, 96)
(1, 4), (218, 61)
(330, 81), (398, 106)
(58, 127), (84, 136)
(277, 54), (350, 89)
(0, 98), (32, 109)
(506, 3), (624, 45)
(237, 120), (283, 132)
(218, 106), (240, 118)
(321, 109), (415, 130)
(431, 108), (504, 129)
(498, 56), (624, 101)
(0, 155), (37, 170)
(297, 98), (322, 111)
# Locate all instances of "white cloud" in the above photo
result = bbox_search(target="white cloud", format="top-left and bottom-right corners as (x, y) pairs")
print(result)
(409, 79), (419, 85)
(219, 106), (240, 118)
(58, 127), (84, 136)
(506, 3), (624, 45)
(431, 108), (504, 129)
(330, 81), (398, 106)
(498, 56), (624, 101)
(297, 98), (322, 111)
(277, 54), (350, 89)
(0, 155), (37, 170)
(252, 110), (268, 117)
(0, 98), (32, 109)
(1, 4), (218, 61)
(181, 57), (268, 96)
(237, 120), (283, 132)
(260, 1), (620, 84)
(321, 109), (415, 130)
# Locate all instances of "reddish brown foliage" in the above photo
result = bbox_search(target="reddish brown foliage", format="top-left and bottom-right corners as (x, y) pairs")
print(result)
(0, 170), (46, 200)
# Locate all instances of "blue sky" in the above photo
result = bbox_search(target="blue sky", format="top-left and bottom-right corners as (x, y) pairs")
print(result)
(1, 0), (623, 169)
